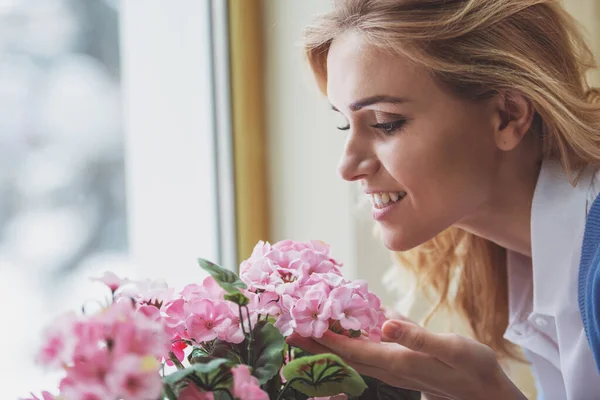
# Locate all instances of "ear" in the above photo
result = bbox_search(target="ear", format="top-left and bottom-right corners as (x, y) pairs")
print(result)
(492, 92), (535, 151)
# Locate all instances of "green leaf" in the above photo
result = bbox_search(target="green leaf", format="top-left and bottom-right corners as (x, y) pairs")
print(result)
(207, 321), (285, 384)
(163, 358), (232, 391)
(162, 384), (177, 400)
(205, 339), (245, 366)
(188, 346), (211, 364)
(281, 353), (367, 397)
(349, 329), (362, 338)
(198, 258), (247, 294)
(224, 292), (250, 306)
(249, 321), (285, 384)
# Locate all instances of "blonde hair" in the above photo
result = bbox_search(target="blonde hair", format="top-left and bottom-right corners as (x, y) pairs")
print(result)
(304, 0), (600, 359)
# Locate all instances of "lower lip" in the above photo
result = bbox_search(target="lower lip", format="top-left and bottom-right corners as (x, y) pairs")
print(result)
(371, 198), (403, 221)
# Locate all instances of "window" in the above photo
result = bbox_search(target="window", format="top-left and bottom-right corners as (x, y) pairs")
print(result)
(0, 1), (234, 397)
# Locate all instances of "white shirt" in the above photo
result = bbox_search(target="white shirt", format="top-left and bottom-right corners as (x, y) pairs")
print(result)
(504, 160), (600, 399)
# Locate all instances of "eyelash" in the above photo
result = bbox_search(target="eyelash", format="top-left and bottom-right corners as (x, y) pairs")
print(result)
(337, 120), (407, 135)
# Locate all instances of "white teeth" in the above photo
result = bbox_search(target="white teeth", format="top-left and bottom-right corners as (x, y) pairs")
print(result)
(369, 191), (405, 209)
(373, 193), (383, 206)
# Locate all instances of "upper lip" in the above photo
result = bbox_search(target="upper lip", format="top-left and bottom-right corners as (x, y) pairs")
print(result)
(364, 189), (405, 194)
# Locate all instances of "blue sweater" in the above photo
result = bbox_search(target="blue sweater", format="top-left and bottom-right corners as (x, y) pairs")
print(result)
(579, 193), (600, 373)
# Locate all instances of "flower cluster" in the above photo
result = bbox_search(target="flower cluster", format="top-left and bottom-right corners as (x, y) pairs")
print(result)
(239, 240), (386, 341)
(35, 297), (171, 400)
(26, 240), (393, 400)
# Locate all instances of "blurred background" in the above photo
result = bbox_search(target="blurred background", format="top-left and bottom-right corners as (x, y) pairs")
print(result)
(1, 1), (598, 398)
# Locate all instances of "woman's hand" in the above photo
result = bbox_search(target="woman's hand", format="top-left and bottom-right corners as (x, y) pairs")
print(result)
(286, 319), (527, 400)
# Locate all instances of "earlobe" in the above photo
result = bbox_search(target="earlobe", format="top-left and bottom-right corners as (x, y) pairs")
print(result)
(494, 92), (534, 151)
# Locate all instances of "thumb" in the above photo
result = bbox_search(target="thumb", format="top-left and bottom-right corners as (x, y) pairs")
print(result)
(382, 319), (444, 357)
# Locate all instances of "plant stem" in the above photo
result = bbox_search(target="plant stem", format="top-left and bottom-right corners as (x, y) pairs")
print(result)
(244, 305), (253, 332)
(275, 377), (304, 400)
(238, 305), (248, 337)
(163, 384), (177, 400)
(169, 351), (185, 370)
(244, 305), (254, 363)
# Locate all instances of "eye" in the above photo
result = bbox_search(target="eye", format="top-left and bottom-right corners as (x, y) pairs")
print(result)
(333, 111), (350, 131)
(370, 120), (406, 135)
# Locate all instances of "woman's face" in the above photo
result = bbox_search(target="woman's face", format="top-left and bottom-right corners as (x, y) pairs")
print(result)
(327, 32), (505, 251)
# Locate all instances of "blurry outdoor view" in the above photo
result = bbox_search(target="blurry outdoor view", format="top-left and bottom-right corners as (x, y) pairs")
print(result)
(0, 0), (128, 396)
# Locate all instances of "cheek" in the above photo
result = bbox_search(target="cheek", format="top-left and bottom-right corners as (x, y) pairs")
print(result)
(376, 122), (497, 250)
(388, 125), (495, 202)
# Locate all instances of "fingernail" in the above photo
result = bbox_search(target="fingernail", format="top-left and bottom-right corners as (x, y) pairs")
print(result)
(384, 321), (403, 339)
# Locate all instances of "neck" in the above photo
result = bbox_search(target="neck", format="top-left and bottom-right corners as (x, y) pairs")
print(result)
(456, 139), (542, 258)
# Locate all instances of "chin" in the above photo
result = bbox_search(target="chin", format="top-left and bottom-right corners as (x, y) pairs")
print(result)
(380, 226), (430, 252)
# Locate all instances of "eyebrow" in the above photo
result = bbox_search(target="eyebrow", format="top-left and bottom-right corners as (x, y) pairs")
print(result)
(331, 95), (411, 112)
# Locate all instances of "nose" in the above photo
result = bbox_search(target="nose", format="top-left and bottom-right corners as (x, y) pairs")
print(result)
(337, 134), (379, 182)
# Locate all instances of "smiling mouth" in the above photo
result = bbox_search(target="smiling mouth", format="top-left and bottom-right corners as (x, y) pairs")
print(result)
(369, 191), (407, 209)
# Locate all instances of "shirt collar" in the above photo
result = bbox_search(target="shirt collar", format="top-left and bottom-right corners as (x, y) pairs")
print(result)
(530, 159), (594, 315)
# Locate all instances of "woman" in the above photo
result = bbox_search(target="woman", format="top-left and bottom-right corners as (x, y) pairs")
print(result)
(286, 1), (600, 399)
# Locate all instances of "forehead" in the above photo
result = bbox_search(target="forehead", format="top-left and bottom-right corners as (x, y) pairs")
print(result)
(326, 32), (436, 107)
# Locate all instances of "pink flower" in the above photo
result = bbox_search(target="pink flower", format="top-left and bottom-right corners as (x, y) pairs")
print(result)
(290, 290), (331, 338)
(274, 294), (295, 336)
(178, 383), (215, 400)
(117, 278), (175, 310)
(185, 299), (233, 343)
(137, 303), (162, 321)
(231, 365), (269, 400)
(240, 258), (282, 292)
(181, 277), (225, 301)
(248, 240), (273, 260)
(200, 276), (227, 299)
(272, 239), (327, 254)
(60, 382), (110, 400)
(292, 249), (337, 278)
(327, 286), (370, 331)
(92, 271), (128, 293)
(105, 354), (163, 400)
(104, 304), (171, 359)
(164, 298), (187, 338)
(169, 336), (188, 363)
(368, 310), (387, 342)
(303, 272), (345, 289)
(273, 268), (300, 295)
(249, 291), (281, 316)
(295, 274), (337, 299)
(38, 313), (78, 368)
(67, 348), (112, 385)
(218, 302), (247, 344)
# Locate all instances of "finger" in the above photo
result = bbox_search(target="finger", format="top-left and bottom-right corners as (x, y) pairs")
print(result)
(381, 319), (417, 343)
(312, 330), (397, 367)
(287, 333), (417, 389)
(286, 334), (332, 355)
(382, 320), (459, 366)
(291, 331), (455, 397)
